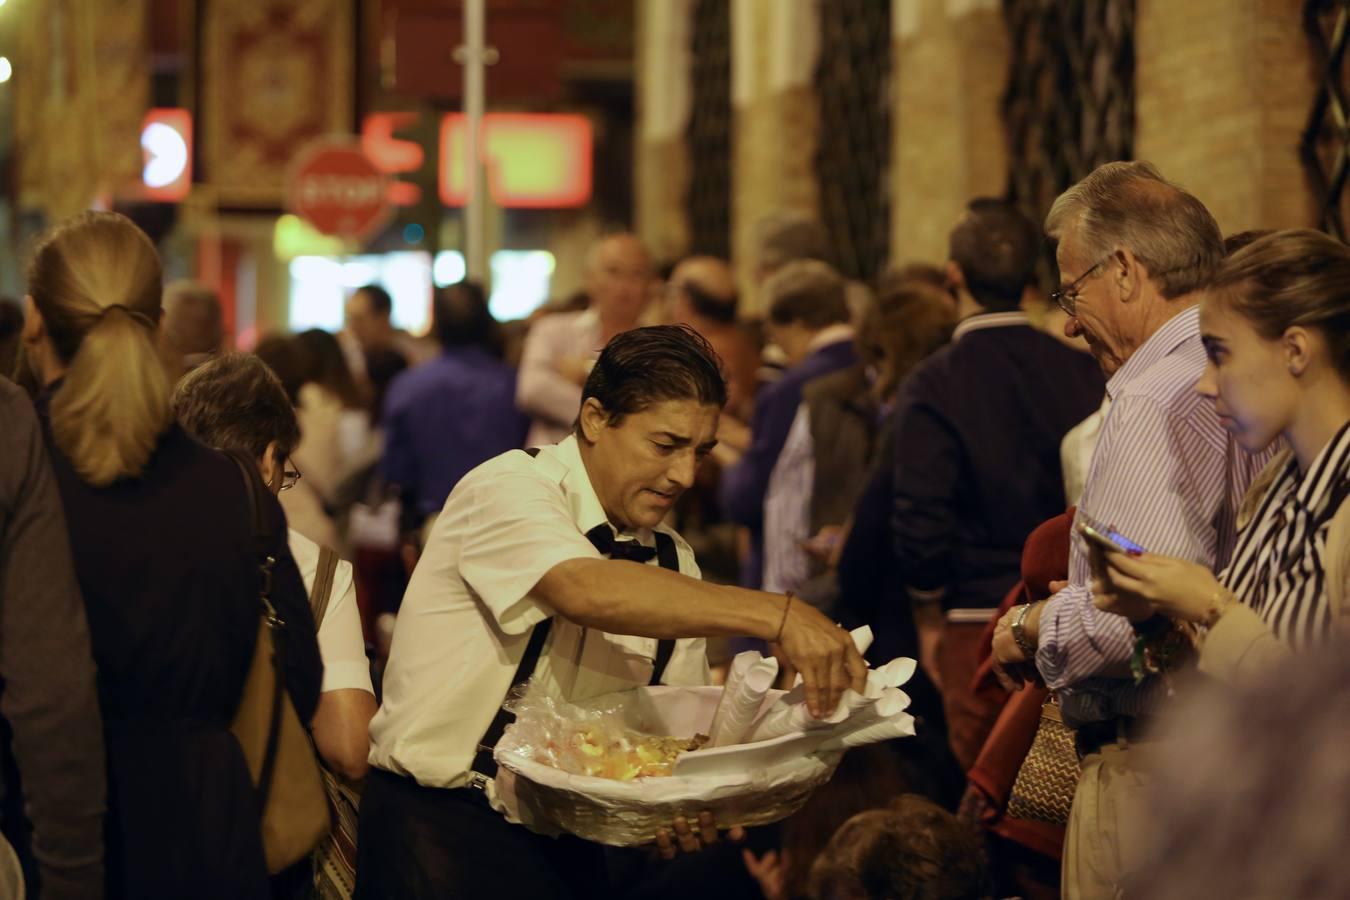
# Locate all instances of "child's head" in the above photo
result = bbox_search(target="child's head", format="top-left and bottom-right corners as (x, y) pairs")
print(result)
(807, 794), (991, 900)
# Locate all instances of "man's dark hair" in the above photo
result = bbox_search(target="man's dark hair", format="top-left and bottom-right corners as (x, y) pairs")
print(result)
(171, 351), (300, 460)
(432, 280), (498, 351)
(948, 197), (1040, 312)
(575, 325), (727, 434)
(765, 260), (851, 329)
(682, 280), (738, 325)
(356, 283), (393, 317)
(252, 334), (305, 404)
(1223, 229), (1274, 256)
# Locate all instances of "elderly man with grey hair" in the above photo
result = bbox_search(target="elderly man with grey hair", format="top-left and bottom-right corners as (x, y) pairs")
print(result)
(516, 232), (654, 446)
(988, 161), (1278, 898)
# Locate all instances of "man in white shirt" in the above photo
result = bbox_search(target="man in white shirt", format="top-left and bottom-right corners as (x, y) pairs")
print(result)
(359, 325), (866, 900)
(170, 353), (377, 780)
(516, 233), (655, 446)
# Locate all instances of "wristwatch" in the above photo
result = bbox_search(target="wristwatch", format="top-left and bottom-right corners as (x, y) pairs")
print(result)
(1010, 602), (1039, 658)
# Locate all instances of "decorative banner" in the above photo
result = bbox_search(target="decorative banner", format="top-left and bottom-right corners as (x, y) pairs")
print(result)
(202, 0), (354, 207)
(13, 0), (149, 220)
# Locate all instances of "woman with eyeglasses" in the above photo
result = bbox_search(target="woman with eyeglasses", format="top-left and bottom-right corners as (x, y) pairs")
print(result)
(17, 211), (323, 899)
(1092, 229), (1350, 681)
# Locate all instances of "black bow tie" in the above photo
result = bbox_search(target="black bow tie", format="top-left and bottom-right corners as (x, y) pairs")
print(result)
(585, 523), (657, 563)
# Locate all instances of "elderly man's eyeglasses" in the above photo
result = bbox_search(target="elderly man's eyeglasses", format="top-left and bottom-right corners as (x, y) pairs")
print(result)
(280, 465), (303, 492)
(1050, 259), (1107, 316)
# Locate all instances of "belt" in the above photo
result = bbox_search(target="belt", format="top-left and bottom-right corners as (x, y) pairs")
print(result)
(1074, 715), (1156, 759)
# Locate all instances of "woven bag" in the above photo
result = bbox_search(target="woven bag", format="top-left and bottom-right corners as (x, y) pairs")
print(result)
(1006, 699), (1081, 826)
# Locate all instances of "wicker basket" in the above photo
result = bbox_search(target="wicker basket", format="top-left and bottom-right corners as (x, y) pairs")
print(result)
(1006, 699), (1081, 826)
(494, 686), (845, 846)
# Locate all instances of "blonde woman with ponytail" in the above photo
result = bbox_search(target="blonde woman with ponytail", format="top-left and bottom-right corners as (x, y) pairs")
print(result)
(21, 211), (324, 900)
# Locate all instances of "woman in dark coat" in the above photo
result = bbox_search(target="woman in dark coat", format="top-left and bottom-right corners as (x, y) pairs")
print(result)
(15, 211), (323, 899)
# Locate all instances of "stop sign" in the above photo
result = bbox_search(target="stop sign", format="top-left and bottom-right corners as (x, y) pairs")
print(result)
(287, 139), (391, 240)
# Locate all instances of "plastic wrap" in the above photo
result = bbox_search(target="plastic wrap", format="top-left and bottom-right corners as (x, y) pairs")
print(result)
(498, 689), (704, 780)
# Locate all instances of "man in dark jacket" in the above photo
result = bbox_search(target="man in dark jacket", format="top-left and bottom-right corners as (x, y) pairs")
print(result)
(0, 378), (106, 899)
(718, 261), (857, 589)
(891, 198), (1104, 769)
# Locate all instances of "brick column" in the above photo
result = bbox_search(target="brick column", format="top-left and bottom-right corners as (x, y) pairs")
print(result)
(1135, 0), (1316, 232)
(891, 0), (1009, 267)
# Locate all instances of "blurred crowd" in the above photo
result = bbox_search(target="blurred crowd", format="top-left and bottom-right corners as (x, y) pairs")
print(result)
(1, 155), (1348, 900)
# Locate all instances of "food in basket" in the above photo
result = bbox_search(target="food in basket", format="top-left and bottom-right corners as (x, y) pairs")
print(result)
(546, 727), (709, 780)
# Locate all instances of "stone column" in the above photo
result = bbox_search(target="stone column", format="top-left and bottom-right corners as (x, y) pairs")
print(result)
(891, 0), (1010, 267)
(635, 0), (694, 264)
(732, 0), (822, 313)
(1135, 0), (1316, 233)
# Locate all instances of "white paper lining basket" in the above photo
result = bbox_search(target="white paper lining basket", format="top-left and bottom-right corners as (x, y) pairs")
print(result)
(493, 685), (845, 846)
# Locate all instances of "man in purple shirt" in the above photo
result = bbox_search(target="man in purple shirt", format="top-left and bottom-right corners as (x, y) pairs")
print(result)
(989, 161), (1277, 898)
(381, 282), (529, 539)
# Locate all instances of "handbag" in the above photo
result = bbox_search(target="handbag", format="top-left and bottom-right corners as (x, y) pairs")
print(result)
(1005, 697), (1081, 827)
(308, 545), (361, 900)
(226, 451), (331, 874)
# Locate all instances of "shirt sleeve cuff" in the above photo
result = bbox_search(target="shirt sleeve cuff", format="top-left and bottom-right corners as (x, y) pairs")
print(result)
(321, 660), (376, 695)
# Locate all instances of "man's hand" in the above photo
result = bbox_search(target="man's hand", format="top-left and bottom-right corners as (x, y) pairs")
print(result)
(654, 811), (745, 860)
(912, 602), (944, 692)
(799, 525), (843, 565)
(991, 603), (1045, 691)
(742, 848), (787, 900)
(775, 598), (867, 718)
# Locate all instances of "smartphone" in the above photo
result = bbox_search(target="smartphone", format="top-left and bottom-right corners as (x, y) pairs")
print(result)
(1079, 522), (1146, 555)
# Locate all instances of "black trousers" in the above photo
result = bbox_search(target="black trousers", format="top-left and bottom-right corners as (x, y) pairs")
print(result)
(355, 768), (609, 900)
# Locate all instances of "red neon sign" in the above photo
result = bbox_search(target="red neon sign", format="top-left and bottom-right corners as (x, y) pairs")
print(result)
(362, 112), (423, 206)
(439, 113), (592, 208)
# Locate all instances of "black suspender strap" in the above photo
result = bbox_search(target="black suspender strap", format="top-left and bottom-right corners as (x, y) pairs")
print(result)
(649, 532), (679, 687)
(471, 616), (553, 781)
(469, 447), (683, 782)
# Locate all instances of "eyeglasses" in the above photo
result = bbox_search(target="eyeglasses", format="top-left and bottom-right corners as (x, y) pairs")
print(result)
(1050, 258), (1107, 316)
(280, 465), (303, 492)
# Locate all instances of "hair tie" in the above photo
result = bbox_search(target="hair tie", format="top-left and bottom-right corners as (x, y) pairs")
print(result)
(100, 303), (156, 330)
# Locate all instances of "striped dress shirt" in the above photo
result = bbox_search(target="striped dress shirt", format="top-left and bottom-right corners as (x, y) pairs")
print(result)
(1035, 305), (1279, 726)
(1223, 421), (1350, 649)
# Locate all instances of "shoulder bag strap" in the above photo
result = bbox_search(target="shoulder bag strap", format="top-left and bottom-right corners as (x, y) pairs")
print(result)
(310, 546), (340, 629)
(225, 449), (288, 807)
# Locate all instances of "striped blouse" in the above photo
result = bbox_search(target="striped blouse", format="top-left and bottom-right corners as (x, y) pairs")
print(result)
(1222, 421), (1350, 649)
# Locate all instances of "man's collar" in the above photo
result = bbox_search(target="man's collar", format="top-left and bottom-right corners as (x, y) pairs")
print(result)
(952, 311), (1031, 342)
(807, 323), (856, 354)
(544, 435), (651, 542)
(1105, 304), (1201, 400)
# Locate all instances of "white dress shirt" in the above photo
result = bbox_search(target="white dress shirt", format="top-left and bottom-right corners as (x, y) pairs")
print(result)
(287, 529), (375, 696)
(368, 435), (709, 791)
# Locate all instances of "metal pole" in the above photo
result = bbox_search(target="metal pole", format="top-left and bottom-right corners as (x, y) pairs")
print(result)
(463, 0), (487, 281)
